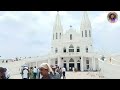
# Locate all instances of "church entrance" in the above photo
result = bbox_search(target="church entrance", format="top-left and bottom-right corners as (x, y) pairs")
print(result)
(64, 63), (67, 71)
(69, 58), (74, 71)
(77, 60), (81, 71)
(69, 63), (74, 71)
(77, 63), (80, 71)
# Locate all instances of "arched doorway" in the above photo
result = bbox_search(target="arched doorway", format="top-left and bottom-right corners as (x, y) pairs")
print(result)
(63, 60), (67, 70)
(77, 60), (81, 71)
(69, 58), (74, 71)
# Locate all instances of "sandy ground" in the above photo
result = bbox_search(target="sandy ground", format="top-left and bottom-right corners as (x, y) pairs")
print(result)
(10, 71), (105, 79)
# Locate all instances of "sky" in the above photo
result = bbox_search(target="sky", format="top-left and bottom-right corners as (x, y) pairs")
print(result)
(0, 11), (120, 59)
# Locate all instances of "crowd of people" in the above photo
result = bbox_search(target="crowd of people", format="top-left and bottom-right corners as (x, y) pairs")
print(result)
(20, 63), (66, 79)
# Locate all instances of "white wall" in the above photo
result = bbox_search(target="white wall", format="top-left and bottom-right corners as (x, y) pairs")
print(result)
(95, 58), (99, 70)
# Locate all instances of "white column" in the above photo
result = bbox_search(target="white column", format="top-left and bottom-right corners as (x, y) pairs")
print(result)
(75, 59), (77, 69)
(61, 59), (63, 68)
(67, 60), (69, 71)
(81, 56), (84, 71)
(58, 56), (61, 67)
(92, 57), (96, 71)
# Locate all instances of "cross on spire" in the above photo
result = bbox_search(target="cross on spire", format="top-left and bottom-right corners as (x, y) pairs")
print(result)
(57, 11), (59, 14)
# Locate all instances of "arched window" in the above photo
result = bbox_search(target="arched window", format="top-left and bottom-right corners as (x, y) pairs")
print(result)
(86, 47), (88, 53)
(69, 58), (74, 62)
(77, 46), (80, 52)
(89, 30), (91, 37)
(85, 30), (87, 37)
(86, 58), (89, 69)
(86, 61), (89, 69)
(56, 33), (58, 39)
(70, 34), (72, 40)
(55, 48), (58, 53)
(86, 60), (89, 64)
(60, 33), (61, 39)
(69, 44), (74, 52)
(63, 47), (66, 53)
(82, 31), (83, 37)
(55, 60), (58, 64)
(53, 34), (54, 40)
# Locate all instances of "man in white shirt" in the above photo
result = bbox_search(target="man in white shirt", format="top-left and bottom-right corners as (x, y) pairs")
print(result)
(33, 66), (37, 79)
(62, 67), (66, 79)
(23, 67), (29, 79)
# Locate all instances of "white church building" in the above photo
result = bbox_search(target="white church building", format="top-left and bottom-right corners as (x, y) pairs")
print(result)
(26, 11), (99, 71)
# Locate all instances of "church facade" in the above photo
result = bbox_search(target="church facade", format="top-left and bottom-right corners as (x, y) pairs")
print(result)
(26, 11), (99, 71)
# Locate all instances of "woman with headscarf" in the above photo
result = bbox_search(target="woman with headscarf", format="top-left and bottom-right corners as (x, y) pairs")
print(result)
(39, 63), (54, 79)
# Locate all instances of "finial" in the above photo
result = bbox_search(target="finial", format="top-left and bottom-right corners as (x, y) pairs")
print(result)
(57, 11), (59, 14)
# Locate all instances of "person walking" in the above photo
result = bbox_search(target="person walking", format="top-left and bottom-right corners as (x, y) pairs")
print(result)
(62, 67), (66, 79)
(59, 68), (62, 79)
(29, 67), (34, 79)
(22, 67), (29, 79)
(37, 68), (40, 79)
(51, 66), (61, 79)
(72, 67), (75, 72)
(33, 66), (37, 79)
(20, 66), (24, 79)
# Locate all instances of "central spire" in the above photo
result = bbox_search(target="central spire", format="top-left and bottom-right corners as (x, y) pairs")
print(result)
(80, 11), (91, 29)
(53, 11), (63, 31)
